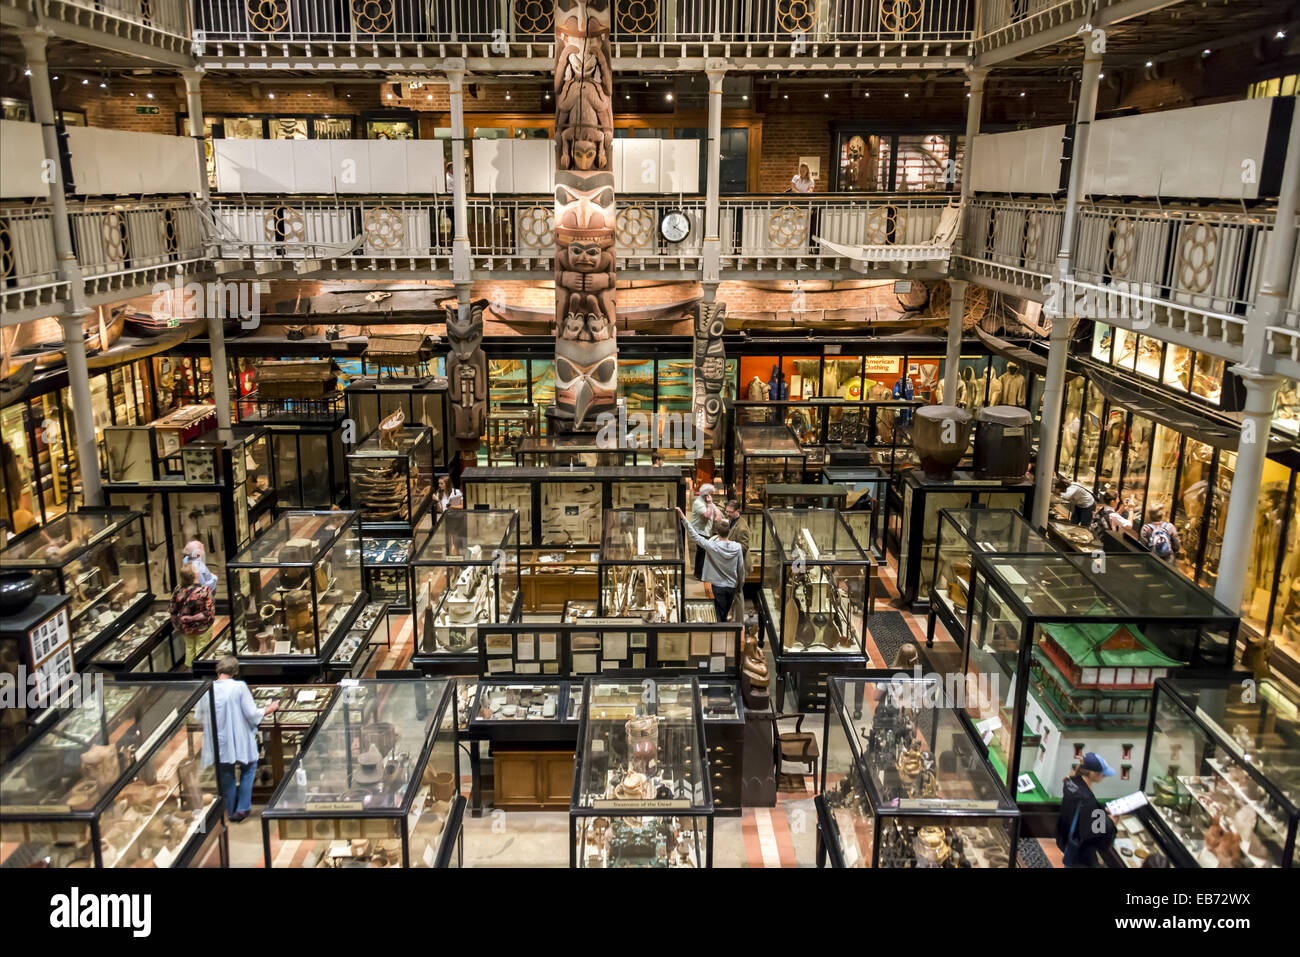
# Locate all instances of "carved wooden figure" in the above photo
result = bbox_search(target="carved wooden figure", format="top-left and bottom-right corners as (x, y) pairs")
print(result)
(444, 298), (488, 454)
(554, 0), (617, 430)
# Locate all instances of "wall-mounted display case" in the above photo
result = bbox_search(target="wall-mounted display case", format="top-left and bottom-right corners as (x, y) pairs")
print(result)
(223, 510), (365, 672)
(758, 509), (870, 710)
(345, 377), (451, 471)
(412, 509), (522, 673)
(1140, 676), (1297, 868)
(570, 677), (714, 867)
(85, 601), (185, 674)
(0, 680), (226, 868)
(1051, 363), (1300, 684)
(823, 466), (890, 560)
(345, 425), (434, 532)
(960, 550), (1239, 807)
(734, 423), (806, 513)
(817, 676), (1020, 868)
(887, 470), (1034, 609)
(103, 431), (274, 601)
(0, 509), (153, 664)
(461, 466), (685, 549)
(261, 679), (463, 869)
(928, 508), (1054, 649)
(599, 508), (685, 622)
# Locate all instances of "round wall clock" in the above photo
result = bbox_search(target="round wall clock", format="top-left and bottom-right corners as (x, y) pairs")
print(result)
(659, 209), (691, 243)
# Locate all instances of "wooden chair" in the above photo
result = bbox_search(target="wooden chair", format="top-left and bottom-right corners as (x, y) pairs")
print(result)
(774, 712), (819, 789)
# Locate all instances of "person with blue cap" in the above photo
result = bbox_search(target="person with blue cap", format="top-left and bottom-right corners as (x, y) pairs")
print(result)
(1055, 752), (1118, 867)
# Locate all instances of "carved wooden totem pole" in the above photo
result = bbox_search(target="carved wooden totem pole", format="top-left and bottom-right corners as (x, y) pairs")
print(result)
(553, 0), (617, 430)
(444, 298), (488, 454)
(693, 301), (727, 437)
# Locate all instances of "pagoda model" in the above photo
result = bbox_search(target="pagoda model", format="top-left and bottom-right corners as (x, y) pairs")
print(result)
(1018, 612), (1180, 799)
(553, 0), (617, 429)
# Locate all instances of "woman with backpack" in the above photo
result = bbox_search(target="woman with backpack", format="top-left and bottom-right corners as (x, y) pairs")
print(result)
(1139, 504), (1181, 563)
(171, 563), (216, 668)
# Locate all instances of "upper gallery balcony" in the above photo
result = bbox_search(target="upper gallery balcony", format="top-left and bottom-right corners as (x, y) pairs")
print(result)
(954, 97), (1300, 381)
(973, 0), (1296, 67)
(192, 0), (976, 69)
(0, 0), (193, 66)
(0, 121), (206, 326)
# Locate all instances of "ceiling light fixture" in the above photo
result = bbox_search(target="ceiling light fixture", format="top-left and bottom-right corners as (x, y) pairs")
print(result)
(267, 92), (275, 99)
(1145, 60), (1153, 67)
(666, 92), (673, 101)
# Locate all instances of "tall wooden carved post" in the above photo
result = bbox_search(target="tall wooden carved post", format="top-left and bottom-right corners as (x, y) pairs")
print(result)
(553, 0), (617, 430)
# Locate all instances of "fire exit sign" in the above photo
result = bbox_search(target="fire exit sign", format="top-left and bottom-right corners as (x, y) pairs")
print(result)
(135, 105), (160, 114)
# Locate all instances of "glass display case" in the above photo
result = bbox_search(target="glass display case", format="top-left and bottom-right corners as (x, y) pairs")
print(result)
(515, 433), (631, 468)
(598, 508), (685, 623)
(86, 601), (185, 674)
(224, 510), (365, 665)
(928, 508), (1055, 649)
(817, 676), (1020, 868)
(887, 470), (1034, 609)
(486, 406), (536, 466)
(326, 600), (391, 681)
(260, 422), (347, 509)
(734, 424), (807, 513)
(960, 551), (1239, 806)
(823, 466), (889, 559)
(345, 377), (450, 470)
(361, 536), (415, 609)
(1140, 676), (1297, 868)
(247, 684), (337, 801)
(460, 466), (685, 549)
(471, 681), (568, 727)
(0, 509), (154, 664)
(570, 677), (714, 867)
(0, 680), (226, 868)
(412, 509), (522, 670)
(759, 508), (870, 658)
(731, 399), (922, 476)
(261, 679), (463, 868)
(345, 425), (434, 531)
(103, 432), (272, 601)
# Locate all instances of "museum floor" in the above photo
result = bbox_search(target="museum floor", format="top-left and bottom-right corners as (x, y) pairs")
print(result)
(220, 554), (1066, 868)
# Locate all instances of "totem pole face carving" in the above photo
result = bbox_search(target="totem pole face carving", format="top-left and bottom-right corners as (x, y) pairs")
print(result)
(444, 298), (488, 454)
(554, 0), (616, 430)
(694, 302), (728, 433)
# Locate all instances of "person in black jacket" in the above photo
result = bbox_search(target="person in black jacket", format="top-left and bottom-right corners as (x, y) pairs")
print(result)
(1056, 752), (1118, 867)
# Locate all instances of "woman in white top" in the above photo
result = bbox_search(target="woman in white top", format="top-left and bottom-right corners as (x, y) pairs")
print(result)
(789, 163), (815, 193)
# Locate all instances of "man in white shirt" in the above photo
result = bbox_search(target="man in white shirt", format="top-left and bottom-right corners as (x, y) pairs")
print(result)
(202, 656), (278, 822)
(789, 163), (815, 193)
(677, 506), (744, 622)
(1055, 476), (1096, 527)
